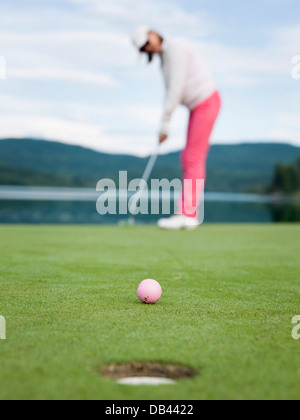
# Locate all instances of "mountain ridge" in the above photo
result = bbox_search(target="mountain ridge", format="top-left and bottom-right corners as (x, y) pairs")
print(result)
(1, 138), (300, 193)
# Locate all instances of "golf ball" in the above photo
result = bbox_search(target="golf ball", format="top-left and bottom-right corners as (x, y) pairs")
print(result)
(137, 279), (162, 304)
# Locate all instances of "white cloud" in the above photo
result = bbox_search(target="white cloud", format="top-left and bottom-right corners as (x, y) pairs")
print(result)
(0, 115), (105, 145)
(196, 37), (291, 88)
(67, 0), (219, 37)
(0, 31), (128, 45)
(0, 94), (46, 113)
(67, 103), (186, 129)
(0, 29), (136, 70)
(272, 25), (300, 55)
(0, 92), (184, 155)
(269, 113), (300, 145)
(0, 102), (188, 156)
(7, 68), (119, 87)
(279, 114), (300, 128)
(269, 130), (300, 145)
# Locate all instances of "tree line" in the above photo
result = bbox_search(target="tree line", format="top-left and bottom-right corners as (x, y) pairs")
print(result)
(270, 158), (300, 194)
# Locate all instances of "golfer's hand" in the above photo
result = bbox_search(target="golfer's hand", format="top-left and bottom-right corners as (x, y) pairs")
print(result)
(159, 133), (168, 144)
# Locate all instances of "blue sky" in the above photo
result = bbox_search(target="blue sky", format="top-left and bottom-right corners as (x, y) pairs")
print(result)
(0, 0), (299, 156)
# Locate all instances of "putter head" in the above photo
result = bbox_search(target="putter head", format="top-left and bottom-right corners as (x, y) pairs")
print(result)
(118, 216), (135, 227)
(128, 216), (135, 226)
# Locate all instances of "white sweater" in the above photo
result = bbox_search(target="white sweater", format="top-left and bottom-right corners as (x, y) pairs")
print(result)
(160, 38), (217, 135)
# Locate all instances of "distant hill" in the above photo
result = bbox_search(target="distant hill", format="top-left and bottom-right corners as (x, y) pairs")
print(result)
(0, 138), (300, 193)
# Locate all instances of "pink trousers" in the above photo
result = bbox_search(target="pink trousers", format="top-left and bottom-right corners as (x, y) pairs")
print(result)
(179, 91), (221, 218)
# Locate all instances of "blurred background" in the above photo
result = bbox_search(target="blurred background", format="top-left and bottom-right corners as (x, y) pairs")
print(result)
(0, 0), (300, 224)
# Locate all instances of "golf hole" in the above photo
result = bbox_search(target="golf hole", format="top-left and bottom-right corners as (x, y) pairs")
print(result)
(101, 362), (197, 386)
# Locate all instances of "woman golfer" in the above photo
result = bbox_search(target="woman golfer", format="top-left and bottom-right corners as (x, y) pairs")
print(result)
(132, 26), (221, 230)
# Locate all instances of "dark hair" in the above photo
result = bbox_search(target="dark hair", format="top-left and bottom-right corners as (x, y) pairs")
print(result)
(140, 34), (164, 63)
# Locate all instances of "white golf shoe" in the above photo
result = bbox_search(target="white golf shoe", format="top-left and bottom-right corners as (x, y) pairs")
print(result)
(157, 215), (199, 231)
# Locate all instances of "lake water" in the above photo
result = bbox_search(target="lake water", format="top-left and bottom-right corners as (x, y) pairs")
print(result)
(0, 186), (299, 224)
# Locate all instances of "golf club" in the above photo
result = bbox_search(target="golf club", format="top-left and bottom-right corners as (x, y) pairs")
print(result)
(128, 143), (161, 225)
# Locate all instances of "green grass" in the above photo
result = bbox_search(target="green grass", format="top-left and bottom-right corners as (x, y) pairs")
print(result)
(0, 224), (300, 400)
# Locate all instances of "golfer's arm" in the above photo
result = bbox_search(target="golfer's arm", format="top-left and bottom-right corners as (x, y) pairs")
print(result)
(160, 46), (187, 135)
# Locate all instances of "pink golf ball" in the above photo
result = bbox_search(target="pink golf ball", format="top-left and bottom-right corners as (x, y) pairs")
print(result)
(137, 279), (162, 304)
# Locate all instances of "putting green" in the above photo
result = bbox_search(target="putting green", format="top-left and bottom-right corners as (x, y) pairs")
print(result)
(0, 224), (299, 400)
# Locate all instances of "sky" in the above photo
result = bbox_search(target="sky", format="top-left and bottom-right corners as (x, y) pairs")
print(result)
(0, 0), (299, 156)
